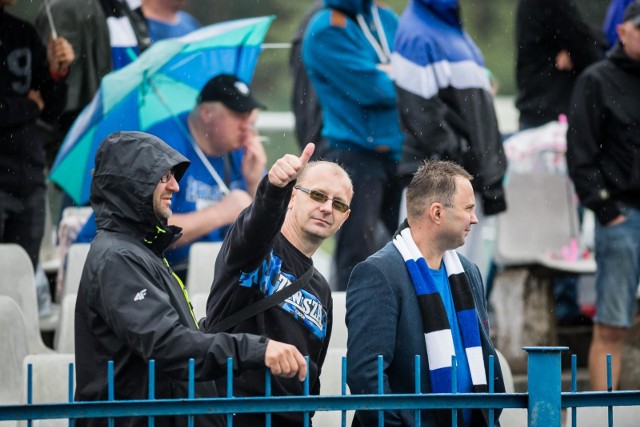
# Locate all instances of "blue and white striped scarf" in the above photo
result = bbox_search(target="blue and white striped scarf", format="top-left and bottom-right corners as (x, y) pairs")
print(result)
(392, 222), (488, 399)
(99, 0), (150, 70)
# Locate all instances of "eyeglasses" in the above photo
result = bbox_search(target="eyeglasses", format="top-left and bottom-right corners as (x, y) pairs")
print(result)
(294, 186), (350, 213)
(160, 170), (174, 183)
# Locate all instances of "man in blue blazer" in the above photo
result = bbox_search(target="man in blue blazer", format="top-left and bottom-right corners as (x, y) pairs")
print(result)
(346, 160), (505, 426)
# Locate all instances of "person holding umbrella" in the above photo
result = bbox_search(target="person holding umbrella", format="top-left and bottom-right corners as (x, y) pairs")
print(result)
(0, 0), (74, 270)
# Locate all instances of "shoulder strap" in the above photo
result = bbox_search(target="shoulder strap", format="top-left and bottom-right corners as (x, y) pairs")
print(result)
(210, 266), (315, 333)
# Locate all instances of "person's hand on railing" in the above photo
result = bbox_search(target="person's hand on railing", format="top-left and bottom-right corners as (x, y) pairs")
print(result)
(264, 339), (308, 381)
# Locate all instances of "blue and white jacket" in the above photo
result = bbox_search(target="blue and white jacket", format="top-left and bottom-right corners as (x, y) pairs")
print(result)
(302, 0), (404, 160)
(392, 0), (507, 215)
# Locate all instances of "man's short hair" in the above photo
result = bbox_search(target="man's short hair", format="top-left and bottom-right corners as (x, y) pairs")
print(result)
(298, 160), (353, 199)
(623, 2), (640, 27)
(197, 74), (266, 113)
(406, 160), (473, 220)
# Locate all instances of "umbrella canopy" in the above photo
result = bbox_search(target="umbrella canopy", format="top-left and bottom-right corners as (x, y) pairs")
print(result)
(50, 16), (274, 205)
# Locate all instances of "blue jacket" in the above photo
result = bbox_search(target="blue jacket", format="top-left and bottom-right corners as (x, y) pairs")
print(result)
(346, 242), (505, 426)
(302, 0), (403, 159)
(392, 0), (507, 215)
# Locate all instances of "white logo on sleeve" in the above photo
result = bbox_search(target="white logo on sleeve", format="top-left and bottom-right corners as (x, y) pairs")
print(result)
(134, 289), (147, 301)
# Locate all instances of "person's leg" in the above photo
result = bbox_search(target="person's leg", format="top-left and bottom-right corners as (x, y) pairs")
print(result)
(589, 206), (640, 389)
(326, 149), (386, 291)
(589, 323), (627, 390)
(379, 159), (402, 236)
(0, 188), (46, 270)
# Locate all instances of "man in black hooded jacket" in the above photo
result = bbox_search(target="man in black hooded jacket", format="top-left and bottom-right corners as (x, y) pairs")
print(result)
(74, 131), (307, 427)
(567, 2), (640, 391)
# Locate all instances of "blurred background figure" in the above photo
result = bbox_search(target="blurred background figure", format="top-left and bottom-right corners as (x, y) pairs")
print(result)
(35, 0), (150, 168)
(392, 0), (507, 282)
(289, 0), (325, 160)
(603, 0), (635, 47)
(141, 0), (200, 42)
(515, 0), (606, 130)
(303, 0), (404, 291)
(515, 0), (606, 325)
(1, 0), (74, 315)
(567, 1), (640, 390)
(75, 74), (267, 282)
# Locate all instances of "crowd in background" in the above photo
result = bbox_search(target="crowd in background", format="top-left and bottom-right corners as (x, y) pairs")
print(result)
(2, 1), (640, 422)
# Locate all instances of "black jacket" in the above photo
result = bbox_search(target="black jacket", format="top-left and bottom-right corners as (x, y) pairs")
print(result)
(515, 0), (605, 127)
(567, 44), (640, 225)
(0, 8), (67, 196)
(204, 176), (333, 427)
(75, 132), (268, 427)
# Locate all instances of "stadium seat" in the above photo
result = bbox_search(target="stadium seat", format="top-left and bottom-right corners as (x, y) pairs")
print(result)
(330, 292), (347, 350)
(312, 348), (353, 427)
(0, 244), (53, 354)
(62, 243), (91, 297)
(19, 353), (75, 427)
(0, 296), (30, 415)
(185, 242), (223, 295)
(190, 292), (208, 322)
(54, 293), (77, 354)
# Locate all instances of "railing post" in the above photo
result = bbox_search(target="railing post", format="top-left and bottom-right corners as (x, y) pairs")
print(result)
(524, 346), (568, 427)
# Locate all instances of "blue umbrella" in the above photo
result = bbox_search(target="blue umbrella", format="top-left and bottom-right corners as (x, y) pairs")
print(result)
(50, 16), (274, 205)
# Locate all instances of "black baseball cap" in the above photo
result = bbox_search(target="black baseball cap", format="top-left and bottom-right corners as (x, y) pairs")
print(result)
(197, 74), (266, 112)
(623, 2), (640, 27)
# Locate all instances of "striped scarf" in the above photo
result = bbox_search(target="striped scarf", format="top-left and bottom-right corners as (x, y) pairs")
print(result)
(99, 0), (150, 70)
(393, 221), (488, 403)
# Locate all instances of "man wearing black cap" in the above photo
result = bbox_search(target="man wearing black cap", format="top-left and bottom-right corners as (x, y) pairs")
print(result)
(567, 0), (640, 391)
(153, 73), (267, 278)
(75, 73), (267, 280)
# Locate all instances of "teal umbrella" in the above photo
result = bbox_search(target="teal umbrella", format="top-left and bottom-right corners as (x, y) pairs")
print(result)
(49, 16), (274, 205)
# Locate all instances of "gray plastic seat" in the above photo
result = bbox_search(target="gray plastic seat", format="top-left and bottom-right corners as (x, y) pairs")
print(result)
(494, 173), (595, 273)
(19, 353), (75, 427)
(54, 293), (77, 354)
(0, 296), (29, 408)
(185, 242), (223, 295)
(330, 291), (347, 350)
(0, 244), (53, 354)
(312, 348), (354, 427)
(190, 292), (208, 322)
(63, 243), (91, 297)
(495, 173), (576, 266)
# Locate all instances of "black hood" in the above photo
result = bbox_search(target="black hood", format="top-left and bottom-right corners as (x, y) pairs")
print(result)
(608, 42), (640, 75)
(91, 131), (190, 239)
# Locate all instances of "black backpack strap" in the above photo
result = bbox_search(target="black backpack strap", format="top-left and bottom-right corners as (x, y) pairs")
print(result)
(210, 266), (315, 333)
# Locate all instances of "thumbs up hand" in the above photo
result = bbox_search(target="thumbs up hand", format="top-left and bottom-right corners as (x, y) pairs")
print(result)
(268, 143), (315, 188)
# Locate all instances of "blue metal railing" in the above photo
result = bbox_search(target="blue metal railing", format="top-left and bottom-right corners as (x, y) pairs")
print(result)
(3, 347), (640, 427)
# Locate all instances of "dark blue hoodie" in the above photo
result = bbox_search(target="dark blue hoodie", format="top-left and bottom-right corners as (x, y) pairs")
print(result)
(392, 0), (507, 215)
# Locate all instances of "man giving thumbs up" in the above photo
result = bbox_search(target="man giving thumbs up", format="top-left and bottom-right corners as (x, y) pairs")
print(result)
(204, 143), (353, 426)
